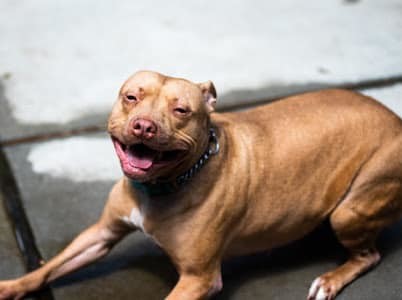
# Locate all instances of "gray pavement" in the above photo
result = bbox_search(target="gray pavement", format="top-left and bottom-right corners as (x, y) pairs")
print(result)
(1, 0), (402, 299)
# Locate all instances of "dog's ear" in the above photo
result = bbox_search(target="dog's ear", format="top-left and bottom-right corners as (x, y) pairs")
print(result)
(199, 81), (217, 112)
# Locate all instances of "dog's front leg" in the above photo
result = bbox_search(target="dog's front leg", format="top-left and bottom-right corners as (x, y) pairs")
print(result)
(166, 271), (222, 300)
(0, 220), (128, 300)
(0, 181), (134, 300)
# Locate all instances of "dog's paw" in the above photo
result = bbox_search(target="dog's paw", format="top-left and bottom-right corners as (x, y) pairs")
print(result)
(0, 280), (25, 300)
(307, 277), (338, 300)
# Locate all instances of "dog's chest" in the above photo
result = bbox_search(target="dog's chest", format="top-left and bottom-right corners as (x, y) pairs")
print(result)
(122, 207), (169, 250)
(122, 208), (145, 232)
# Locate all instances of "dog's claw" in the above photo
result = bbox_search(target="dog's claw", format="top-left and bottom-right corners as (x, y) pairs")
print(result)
(307, 277), (336, 300)
(0, 280), (25, 300)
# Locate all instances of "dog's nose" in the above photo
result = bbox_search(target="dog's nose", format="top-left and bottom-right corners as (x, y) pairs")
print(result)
(132, 119), (157, 139)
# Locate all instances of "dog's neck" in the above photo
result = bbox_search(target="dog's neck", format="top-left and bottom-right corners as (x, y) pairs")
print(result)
(130, 127), (220, 196)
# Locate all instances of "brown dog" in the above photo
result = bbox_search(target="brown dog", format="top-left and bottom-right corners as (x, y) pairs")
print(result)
(1, 70), (402, 300)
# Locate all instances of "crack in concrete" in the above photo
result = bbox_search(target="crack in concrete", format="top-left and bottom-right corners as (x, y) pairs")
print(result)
(0, 146), (55, 300)
(1, 75), (402, 147)
(219, 75), (402, 111)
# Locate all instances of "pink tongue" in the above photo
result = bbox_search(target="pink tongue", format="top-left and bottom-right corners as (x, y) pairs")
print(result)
(127, 149), (156, 170)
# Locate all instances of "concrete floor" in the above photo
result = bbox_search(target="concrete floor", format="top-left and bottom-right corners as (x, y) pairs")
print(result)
(1, 0), (402, 299)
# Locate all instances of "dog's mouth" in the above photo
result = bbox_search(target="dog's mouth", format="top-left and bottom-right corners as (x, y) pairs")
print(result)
(112, 137), (187, 178)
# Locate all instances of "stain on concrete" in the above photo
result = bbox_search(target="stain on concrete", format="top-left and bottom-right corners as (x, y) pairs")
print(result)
(343, 0), (360, 5)
(317, 67), (330, 75)
(2, 72), (12, 80)
(0, 79), (107, 143)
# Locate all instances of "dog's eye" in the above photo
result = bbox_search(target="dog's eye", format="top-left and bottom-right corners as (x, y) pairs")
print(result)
(125, 94), (137, 102)
(174, 107), (190, 116)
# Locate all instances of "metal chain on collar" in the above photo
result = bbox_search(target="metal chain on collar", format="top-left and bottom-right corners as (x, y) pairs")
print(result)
(176, 127), (220, 185)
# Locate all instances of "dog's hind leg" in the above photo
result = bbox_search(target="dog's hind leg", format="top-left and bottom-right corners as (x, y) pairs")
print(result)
(308, 138), (402, 300)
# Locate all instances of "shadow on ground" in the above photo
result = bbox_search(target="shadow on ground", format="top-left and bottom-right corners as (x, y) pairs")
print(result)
(43, 218), (402, 299)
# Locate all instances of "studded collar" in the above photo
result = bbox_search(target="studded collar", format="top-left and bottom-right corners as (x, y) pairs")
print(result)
(130, 127), (219, 196)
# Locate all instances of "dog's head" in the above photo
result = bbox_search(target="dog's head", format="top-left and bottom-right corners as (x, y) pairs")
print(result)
(108, 70), (217, 182)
